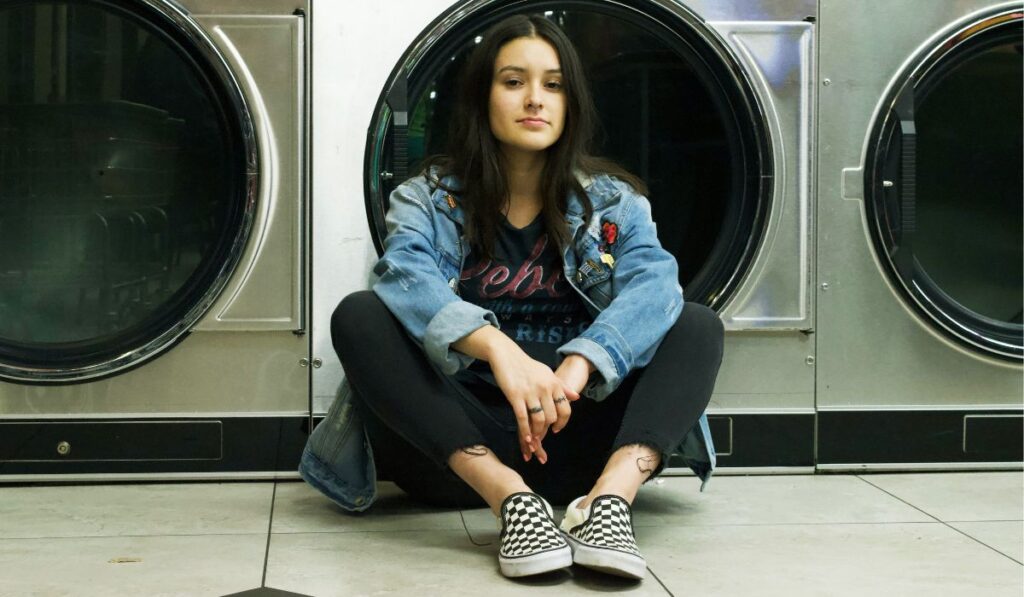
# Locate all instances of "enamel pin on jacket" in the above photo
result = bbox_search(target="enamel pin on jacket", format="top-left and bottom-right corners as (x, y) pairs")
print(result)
(299, 171), (717, 512)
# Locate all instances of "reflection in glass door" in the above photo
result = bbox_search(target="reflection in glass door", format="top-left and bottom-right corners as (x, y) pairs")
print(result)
(0, 0), (251, 381)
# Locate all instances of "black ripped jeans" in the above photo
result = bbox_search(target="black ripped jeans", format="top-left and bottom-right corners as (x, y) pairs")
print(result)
(331, 290), (723, 507)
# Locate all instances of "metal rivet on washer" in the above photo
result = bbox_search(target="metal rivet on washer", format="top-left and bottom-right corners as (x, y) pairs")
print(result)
(822, 78), (831, 86)
(299, 358), (310, 367)
(883, 180), (894, 188)
(380, 171), (394, 180)
(821, 283), (830, 291)
(805, 356), (816, 365)
(57, 441), (71, 456)
(311, 358), (323, 369)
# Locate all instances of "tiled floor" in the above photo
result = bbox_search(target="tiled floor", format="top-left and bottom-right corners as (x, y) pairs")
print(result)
(1, 472), (1021, 596)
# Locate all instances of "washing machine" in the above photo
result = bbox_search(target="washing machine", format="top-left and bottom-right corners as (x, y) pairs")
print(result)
(0, 0), (311, 481)
(816, 0), (1023, 469)
(313, 0), (816, 470)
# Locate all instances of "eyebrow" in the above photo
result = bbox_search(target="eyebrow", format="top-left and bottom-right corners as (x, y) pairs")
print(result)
(496, 65), (562, 75)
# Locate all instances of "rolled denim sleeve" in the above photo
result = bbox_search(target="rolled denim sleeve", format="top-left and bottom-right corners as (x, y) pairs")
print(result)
(558, 189), (684, 400)
(371, 179), (498, 374)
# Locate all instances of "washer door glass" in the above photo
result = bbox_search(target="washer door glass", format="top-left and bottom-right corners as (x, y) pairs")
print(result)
(0, 0), (252, 381)
(867, 11), (1022, 360)
(366, 1), (771, 309)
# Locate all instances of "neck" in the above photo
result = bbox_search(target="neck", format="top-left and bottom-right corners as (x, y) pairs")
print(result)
(501, 147), (546, 208)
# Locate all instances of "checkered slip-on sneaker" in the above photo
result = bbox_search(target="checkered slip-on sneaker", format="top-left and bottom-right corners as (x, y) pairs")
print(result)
(559, 494), (646, 579)
(497, 492), (572, 577)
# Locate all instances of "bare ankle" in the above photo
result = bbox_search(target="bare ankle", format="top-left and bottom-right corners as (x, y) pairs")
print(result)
(580, 444), (662, 509)
(447, 446), (531, 515)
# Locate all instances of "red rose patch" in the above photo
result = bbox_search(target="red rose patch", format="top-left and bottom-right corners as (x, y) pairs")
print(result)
(601, 221), (618, 246)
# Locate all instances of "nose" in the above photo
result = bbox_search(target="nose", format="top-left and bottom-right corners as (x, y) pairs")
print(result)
(525, 81), (543, 110)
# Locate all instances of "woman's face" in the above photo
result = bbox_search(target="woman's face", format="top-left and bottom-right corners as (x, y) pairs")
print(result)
(488, 36), (566, 158)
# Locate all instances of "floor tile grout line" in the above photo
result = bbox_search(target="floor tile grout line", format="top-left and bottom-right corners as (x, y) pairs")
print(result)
(0, 532), (272, 541)
(264, 519), (982, 538)
(262, 482), (278, 587)
(855, 475), (1024, 566)
(646, 566), (675, 596)
(6, 518), (1015, 544)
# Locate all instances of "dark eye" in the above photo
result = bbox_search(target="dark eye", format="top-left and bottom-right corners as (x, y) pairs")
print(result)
(545, 81), (563, 90)
(504, 78), (523, 87)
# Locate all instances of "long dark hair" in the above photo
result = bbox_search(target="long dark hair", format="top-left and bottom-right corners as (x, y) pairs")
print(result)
(423, 14), (646, 259)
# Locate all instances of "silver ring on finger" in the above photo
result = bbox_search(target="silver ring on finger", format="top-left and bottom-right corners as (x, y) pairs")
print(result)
(554, 396), (568, 403)
(528, 405), (544, 414)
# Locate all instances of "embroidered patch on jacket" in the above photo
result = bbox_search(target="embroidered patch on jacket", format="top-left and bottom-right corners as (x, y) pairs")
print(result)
(599, 220), (618, 268)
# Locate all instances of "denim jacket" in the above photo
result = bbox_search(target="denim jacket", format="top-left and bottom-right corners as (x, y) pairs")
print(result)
(299, 172), (716, 512)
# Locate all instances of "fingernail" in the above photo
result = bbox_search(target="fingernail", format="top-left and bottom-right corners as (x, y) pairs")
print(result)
(525, 435), (532, 443)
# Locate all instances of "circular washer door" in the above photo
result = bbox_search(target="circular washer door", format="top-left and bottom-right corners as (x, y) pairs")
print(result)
(365, 0), (772, 309)
(865, 8), (1022, 361)
(0, 0), (257, 382)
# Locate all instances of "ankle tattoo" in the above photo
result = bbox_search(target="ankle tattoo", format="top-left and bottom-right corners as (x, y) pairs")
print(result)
(460, 445), (489, 457)
(636, 454), (658, 476)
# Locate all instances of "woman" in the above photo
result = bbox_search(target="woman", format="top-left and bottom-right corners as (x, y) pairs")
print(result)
(320, 14), (723, 580)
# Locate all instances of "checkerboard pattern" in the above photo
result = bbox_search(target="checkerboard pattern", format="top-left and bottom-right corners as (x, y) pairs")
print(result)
(499, 493), (569, 558)
(565, 494), (641, 556)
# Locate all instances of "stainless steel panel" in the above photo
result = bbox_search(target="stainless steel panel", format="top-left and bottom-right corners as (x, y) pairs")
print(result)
(177, 0), (306, 16)
(0, 331), (308, 415)
(682, 0), (816, 22)
(817, 0), (1023, 409)
(194, 15), (305, 331)
(710, 21), (815, 331)
(710, 331), (815, 411)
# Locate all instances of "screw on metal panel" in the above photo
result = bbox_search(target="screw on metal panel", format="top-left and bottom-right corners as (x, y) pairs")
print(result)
(56, 441), (71, 456)
(805, 356), (816, 365)
(822, 78), (831, 86)
(311, 358), (323, 369)
(380, 171), (394, 180)
(883, 180), (894, 187)
(821, 283), (830, 291)
(299, 358), (310, 367)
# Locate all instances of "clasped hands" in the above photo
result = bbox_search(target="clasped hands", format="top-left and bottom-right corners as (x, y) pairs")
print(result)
(490, 351), (593, 464)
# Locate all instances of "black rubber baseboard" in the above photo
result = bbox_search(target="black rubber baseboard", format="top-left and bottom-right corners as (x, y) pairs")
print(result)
(0, 416), (311, 476)
(818, 410), (1023, 465)
(668, 414), (816, 469)
(3, 410), (1018, 477)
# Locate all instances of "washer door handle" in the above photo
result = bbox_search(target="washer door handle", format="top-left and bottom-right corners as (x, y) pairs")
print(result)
(893, 84), (918, 282)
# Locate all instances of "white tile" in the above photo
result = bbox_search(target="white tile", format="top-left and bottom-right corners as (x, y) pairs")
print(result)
(272, 481), (464, 533)
(0, 534), (265, 597)
(266, 530), (668, 596)
(0, 483), (274, 539)
(460, 474), (933, 532)
(949, 521), (1024, 563)
(635, 475), (932, 526)
(642, 522), (1024, 597)
(861, 472), (1024, 521)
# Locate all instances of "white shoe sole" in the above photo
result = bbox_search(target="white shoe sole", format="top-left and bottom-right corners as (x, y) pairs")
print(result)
(499, 545), (572, 577)
(565, 534), (646, 580)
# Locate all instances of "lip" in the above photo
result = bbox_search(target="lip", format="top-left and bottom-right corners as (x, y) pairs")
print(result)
(517, 118), (548, 127)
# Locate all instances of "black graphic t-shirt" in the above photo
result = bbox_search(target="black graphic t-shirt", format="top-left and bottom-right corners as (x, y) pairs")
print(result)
(455, 215), (591, 386)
